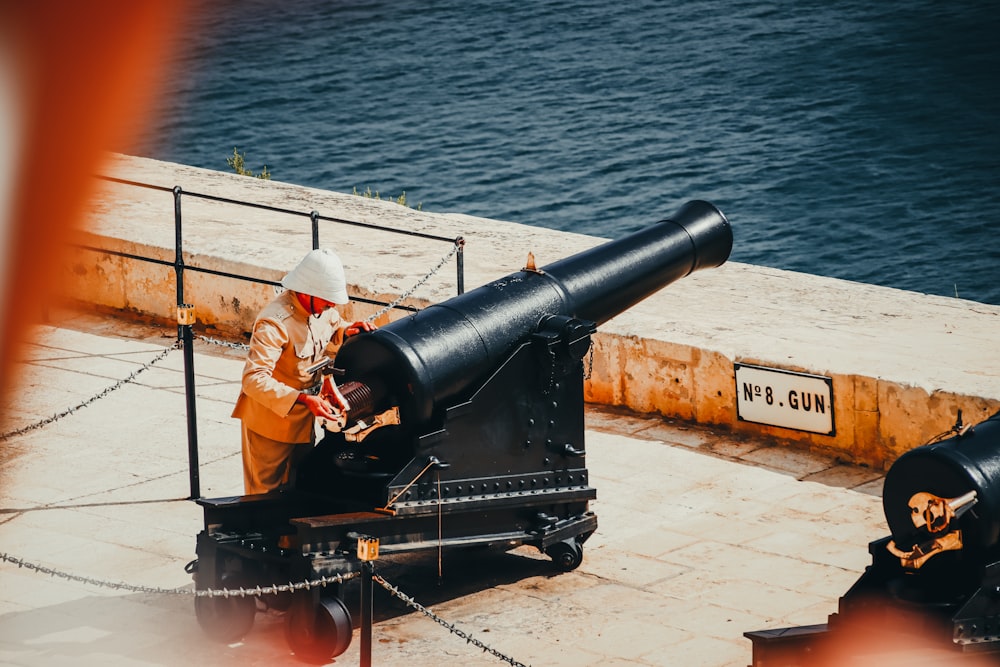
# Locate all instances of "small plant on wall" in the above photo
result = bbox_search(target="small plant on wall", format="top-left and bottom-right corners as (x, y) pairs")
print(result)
(352, 186), (422, 210)
(226, 148), (271, 180)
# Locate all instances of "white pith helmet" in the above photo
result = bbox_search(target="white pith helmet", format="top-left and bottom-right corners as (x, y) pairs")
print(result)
(281, 248), (350, 305)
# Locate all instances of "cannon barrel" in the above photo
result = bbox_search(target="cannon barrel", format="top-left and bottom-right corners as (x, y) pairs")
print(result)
(337, 200), (732, 424)
(883, 410), (1000, 559)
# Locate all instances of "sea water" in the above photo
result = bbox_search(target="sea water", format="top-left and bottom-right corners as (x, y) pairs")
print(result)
(129, 0), (1000, 305)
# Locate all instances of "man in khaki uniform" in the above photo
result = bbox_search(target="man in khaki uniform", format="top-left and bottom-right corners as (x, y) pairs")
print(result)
(232, 248), (374, 494)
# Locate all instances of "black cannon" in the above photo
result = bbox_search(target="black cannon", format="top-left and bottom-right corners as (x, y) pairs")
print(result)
(746, 410), (1000, 665)
(193, 200), (732, 660)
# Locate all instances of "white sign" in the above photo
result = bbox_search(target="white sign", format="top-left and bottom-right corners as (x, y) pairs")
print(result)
(734, 363), (835, 435)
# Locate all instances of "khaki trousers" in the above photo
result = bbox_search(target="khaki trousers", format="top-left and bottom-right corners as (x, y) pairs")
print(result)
(241, 424), (312, 495)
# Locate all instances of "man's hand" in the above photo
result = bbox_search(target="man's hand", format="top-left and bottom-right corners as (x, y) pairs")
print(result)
(344, 320), (377, 338)
(296, 393), (342, 420)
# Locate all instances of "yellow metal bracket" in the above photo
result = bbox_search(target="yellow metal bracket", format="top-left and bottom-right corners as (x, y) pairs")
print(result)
(177, 304), (196, 326)
(357, 535), (379, 561)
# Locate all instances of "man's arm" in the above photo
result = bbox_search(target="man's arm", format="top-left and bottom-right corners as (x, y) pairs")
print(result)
(241, 319), (301, 418)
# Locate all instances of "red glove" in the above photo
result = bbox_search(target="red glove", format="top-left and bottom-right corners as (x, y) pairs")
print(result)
(320, 376), (350, 413)
(296, 393), (341, 420)
(344, 320), (377, 338)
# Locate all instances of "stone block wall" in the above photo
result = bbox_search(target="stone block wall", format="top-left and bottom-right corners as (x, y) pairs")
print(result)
(59, 154), (1000, 470)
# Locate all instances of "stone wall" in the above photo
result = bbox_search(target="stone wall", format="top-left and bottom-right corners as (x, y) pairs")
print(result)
(61, 154), (1000, 470)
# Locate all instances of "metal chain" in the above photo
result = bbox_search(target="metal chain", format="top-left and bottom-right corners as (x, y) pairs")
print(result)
(3, 551), (527, 665)
(374, 573), (531, 667)
(195, 243), (461, 352)
(197, 335), (249, 351)
(366, 242), (460, 322)
(0, 341), (181, 442)
(541, 340), (595, 394)
(0, 552), (357, 598)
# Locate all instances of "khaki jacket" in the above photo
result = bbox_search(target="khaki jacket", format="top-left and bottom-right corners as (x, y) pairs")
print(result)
(231, 290), (346, 442)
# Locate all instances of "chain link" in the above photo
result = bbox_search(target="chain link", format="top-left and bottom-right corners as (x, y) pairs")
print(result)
(366, 242), (460, 322)
(0, 552), (357, 598)
(197, 335), (249, 351)
(374, 573), (531, 667)
(0, 341), (181, 443)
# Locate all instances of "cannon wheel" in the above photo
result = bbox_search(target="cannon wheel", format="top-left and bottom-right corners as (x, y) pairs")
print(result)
(285, 595), (353, 662)
(194, 572), (257, 643)
(546, 539), (584, 571)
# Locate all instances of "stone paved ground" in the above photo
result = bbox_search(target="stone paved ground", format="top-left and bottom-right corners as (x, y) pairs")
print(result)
(0, 311), (892, 666)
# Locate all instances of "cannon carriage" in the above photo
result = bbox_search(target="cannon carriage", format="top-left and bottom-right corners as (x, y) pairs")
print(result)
(192, 200), (733, 660)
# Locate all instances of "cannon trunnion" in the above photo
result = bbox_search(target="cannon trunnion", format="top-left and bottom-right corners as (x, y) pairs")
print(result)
(746, 410), (1000, 665)
(193, 201), (733, 660)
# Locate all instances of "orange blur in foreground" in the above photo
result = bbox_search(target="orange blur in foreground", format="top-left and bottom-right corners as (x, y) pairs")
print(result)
(0, 1), (190, 419)
(810, 608), (998, 667)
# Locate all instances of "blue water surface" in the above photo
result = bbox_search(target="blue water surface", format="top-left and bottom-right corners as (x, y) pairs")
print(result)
(130, 0), (1000, 305)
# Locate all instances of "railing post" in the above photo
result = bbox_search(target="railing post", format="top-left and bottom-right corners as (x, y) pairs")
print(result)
(356, 535), (378, 667)
(174, 186), (185, 325)
(455, 236), (465, 295)
(311, 210), (320, 250)
(360, 560), (373, 667)
(174, 186), (201, 499)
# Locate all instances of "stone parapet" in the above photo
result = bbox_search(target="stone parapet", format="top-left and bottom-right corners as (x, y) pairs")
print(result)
(62, 154), (1000, 469)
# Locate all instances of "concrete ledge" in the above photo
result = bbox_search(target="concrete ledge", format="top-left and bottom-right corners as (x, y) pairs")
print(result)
(62, 154), (1000, 469)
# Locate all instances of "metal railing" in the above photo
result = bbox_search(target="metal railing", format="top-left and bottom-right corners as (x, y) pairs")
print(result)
(93, 175), (466, 301)
(84, 175), (466, 498)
